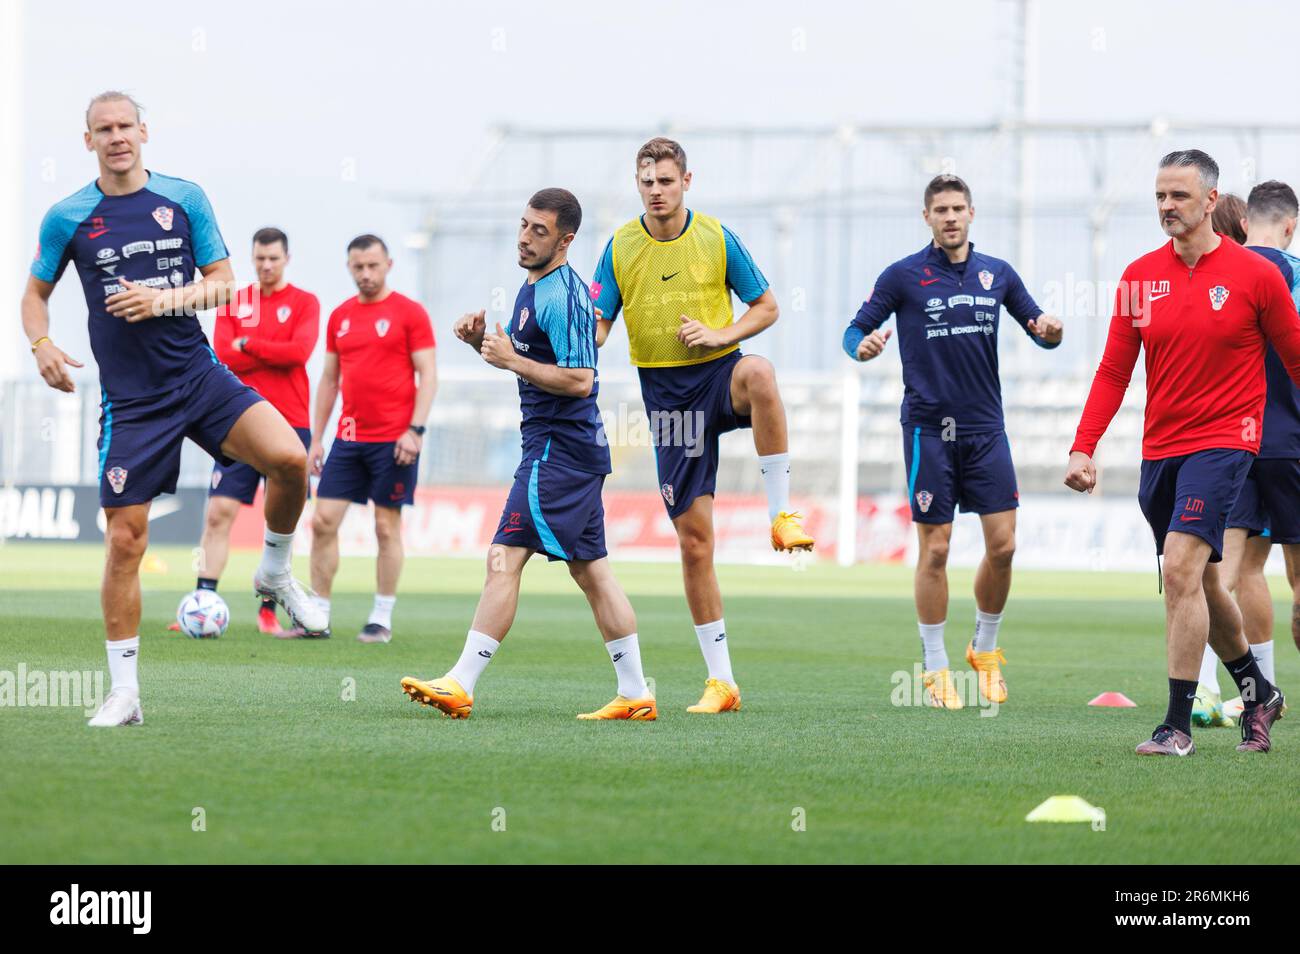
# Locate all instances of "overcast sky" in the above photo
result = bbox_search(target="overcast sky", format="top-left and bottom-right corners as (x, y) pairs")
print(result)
(10, 0), (1300, 381)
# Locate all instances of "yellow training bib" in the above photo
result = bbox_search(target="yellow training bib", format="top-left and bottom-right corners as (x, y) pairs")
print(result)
(611, 211), (738, 368)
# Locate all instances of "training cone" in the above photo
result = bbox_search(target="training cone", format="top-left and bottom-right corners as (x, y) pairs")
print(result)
(142, 555), (169, 574)
(1026, 795), (1104, 824)
(1088, 691), (1136, 707)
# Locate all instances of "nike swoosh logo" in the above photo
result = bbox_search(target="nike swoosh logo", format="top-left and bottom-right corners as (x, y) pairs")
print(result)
(1178, 515), (1201, 522)
(1149, 293), (1169, 301)
(661, 272), (680, 281)
(88, 229), (109, 239)
(502, 527), (522, 534)
(920, 278), (940, 286)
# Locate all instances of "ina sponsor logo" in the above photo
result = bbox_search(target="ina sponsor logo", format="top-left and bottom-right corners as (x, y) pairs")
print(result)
(49, 884), (151, 934)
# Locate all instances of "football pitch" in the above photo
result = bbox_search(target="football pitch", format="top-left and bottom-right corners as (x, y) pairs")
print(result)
(1, 544), (1297, 865)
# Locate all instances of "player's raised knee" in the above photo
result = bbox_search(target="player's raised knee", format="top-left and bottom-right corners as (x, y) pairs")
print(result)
(268, 443), (308, 485)
(739, 355), (777, 395)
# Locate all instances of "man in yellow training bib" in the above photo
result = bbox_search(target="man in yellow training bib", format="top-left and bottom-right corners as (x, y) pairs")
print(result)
(591, 137), (814, 714)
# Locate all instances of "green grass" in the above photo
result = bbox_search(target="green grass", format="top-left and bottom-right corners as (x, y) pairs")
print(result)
(1, 543), (1298, 864)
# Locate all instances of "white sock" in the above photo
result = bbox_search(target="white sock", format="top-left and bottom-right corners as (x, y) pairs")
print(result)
(605, 633), (649, 698)
(693, 619), (734, 684)
(369, 594), (396, 629)
(447, 630), (500, 696)
(919, 620), (948, 671)
(973, 609), (1003, 653)
(1252, 639), (1276, 686)
(258, 528), (294, 579)
(1198, 644), (1221, 695)
(106, 636), (140, 693)
(758, 452), (791, 521)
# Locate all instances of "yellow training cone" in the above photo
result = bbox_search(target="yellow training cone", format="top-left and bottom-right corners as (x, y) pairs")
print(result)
(142, 555), (168, 574)
(1025, 795), (1104, 824)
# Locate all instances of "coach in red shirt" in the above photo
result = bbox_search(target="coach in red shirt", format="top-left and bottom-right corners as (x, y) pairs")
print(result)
(309, 234), (437, 644)
(1067, 150), (1300, 757)
(189, 227), (319, 635)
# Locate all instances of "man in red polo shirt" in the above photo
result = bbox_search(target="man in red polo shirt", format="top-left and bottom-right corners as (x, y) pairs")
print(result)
(1066, 149), (1300, 756)
(309, 234), (437, 643)
(178, 227), (319, 635)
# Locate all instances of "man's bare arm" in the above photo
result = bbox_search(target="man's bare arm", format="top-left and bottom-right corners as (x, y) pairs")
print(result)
(21, 274), (85, 392)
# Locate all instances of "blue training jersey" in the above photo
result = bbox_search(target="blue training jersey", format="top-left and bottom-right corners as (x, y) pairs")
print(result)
(843, 242), (1054, 435)
(32, 171), (229, 401)
(589, 210), (769, 321)
(1246, 245), (1300, 458)
(507, 262), (611, 475)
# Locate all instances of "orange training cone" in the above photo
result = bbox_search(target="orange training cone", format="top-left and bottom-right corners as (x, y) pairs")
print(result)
(1088, 691), (1136, 707)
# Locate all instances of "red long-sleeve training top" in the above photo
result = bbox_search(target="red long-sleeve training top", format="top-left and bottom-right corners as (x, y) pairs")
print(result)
(1072, 237), (1300, 460)
(213, 283), (320, 429)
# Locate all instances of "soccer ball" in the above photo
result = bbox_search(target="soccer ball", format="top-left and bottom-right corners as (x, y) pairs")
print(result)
(176, 590), (230, 639)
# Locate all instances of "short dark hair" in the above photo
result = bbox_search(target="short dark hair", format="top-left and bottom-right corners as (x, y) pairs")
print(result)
(527, 188), (582, 235)
(636, 137), (687, 175)
(1247, 179), (1299, 223)
(252, 227), (288, 252)
(1211, 194), (1247, 243)
(1159, 149), (1219, 190)
(347, 234), (388, 255)
(924, 174), (972, 208)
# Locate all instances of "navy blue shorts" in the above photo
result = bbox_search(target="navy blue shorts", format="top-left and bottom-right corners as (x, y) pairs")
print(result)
(491, 458), (607, 562)
(902, 427), (1019, 524)
(1138, 449), (1254, 562)
(1226, 457), (1300, 545)
(639, 350), (750, 519)
(97, 362), (264, 508)
(209, 426), (312, 505)
(317, 439), (418, 508)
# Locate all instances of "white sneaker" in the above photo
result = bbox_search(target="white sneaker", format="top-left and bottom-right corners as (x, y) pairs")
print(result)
(253, 572), (330, 637)
(88, 687), (143, 727)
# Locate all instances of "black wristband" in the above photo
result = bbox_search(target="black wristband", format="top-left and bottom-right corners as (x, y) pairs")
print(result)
(408, 424), (426, 436)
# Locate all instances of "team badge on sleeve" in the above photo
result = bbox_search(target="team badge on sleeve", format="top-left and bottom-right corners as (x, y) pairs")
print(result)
(915, 489), (933, 514)
(107, 466), (129, 495)
(152, 206), (174, 231)
(1208, 285), (1230, 311)
(978, 270), (994, 290)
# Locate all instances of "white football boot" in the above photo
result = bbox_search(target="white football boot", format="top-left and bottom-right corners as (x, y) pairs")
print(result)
(88, 687), (143, 727)
(253, 572), (330, 637)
